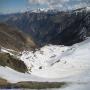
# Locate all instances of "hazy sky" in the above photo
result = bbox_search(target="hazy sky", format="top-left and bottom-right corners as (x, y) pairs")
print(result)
(0, 0), (90, 14)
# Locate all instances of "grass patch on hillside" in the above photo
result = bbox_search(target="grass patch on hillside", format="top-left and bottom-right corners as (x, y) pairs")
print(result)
(0, 81), (66, 89)
(0, 53), (27, 73)
(16, 81), (66, 89)
(0, 78), (8, 85)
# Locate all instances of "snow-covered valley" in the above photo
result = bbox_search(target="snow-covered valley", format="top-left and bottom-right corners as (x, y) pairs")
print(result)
(0, 37), (90, 90)
(20, 37), (90, 80)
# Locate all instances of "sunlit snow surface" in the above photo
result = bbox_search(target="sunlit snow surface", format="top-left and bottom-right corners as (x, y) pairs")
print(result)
(0, 37), (90, 90)
(20, 37), (90, 80)
(86, 7), (90, 11)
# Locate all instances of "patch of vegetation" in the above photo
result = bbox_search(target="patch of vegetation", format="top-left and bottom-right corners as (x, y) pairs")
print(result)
(0, 78), (8, 85)
(16, 81), (66, 89)
(0, 53), (27, 73)
(0, 78), (13, 89)
(0, 81), (66, 89)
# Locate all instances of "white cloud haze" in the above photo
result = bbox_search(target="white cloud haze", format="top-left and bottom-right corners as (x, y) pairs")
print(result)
(28, 0), (90, 10)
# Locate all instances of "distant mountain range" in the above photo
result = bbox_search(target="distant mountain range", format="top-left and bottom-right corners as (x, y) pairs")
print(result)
(0, 7), (90, 47)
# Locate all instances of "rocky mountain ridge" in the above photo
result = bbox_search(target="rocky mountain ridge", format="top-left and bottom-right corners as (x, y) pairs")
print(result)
(2, 7), (89, 46)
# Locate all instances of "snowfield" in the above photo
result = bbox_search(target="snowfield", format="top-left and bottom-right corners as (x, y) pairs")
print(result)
(86, 6), (90, 11)
(20, 37), (90, 80)
(0, 37), (90, 89)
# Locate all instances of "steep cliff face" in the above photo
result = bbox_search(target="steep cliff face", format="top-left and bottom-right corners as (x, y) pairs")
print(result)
(50, 9), (88, 45)
(3, 7), (90, 46)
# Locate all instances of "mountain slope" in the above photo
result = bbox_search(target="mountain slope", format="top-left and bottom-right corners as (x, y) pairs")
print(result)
(4, 7), (90, 46)
(0, 52), (27, 73)
(0, 35), (90, 90)
(20, 37), (90, 79)
(0, 37), (90, 84)
(0, 23), (36, 51)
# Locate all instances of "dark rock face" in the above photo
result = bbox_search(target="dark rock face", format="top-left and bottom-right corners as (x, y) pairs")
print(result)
(50, 11), (88, 45)
(2, 7), (90, 46)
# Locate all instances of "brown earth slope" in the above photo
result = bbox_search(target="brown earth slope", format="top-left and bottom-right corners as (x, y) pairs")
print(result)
(0, 23), (36, 51)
